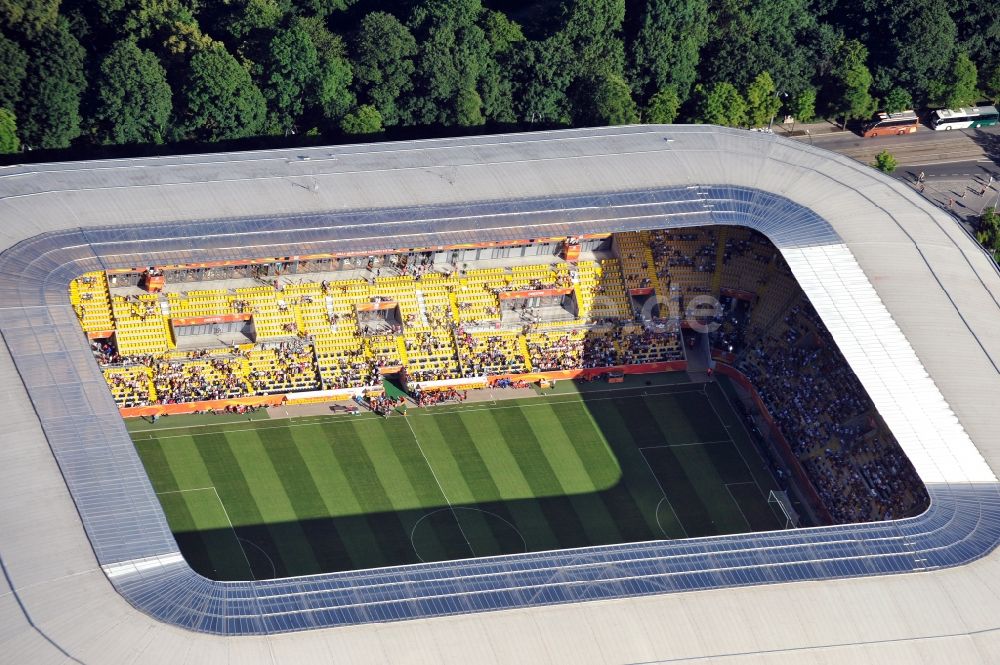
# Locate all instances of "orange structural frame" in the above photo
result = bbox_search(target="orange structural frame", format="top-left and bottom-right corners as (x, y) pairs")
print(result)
(356, 300), (398, 312)
(498, 287), (573, 300)
(170, 313), (251, 327)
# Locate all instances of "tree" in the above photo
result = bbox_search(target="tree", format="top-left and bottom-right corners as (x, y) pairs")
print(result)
(294, 16), (354, 123)
(700, 0), (816, 98)
(829, 39), (874, 128)
(987, 65), (1000, 105)
(0, 108), (18, 153)
(353, 12), (417, 127)
(745, 72), (782, 127)
(0, 0), (59, 38)
(93, 40), (173, 144)
(561, 0), (626, 82)
(405, 0), (491, 126)
(937, 52), (978, 108)
(517, 33), (575, 124)
(586, 74), (639, 125)
(0, 34), (28, 111)
(94, 0), (189, 40)
(627, 0), (708, 102)
(791, 88), (816, 125)
(456, 87), (484, 126)
(872, 149), (897, 173)
(220, 0), (284, 40)
(887, 0), (957, 103)
(174, 44), (266, 141)
(694, 82), (747, 127)
(479, 10), (522, 123)
(262, 26), (320, 132)
(340, 104), (383, 134)
(161, 9), (216, 60)
(644, 85), (680, 123)
(291, 0), (356, 17)
(976, 206), (1000, 260)
(883, 87), (912, 114)
(18, 18), (87, 149)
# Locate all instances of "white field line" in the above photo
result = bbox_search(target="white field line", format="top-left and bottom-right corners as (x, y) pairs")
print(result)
(401, 416), (477, 558)
(136, 388), (706, 441)
(155, 486), (256, 581)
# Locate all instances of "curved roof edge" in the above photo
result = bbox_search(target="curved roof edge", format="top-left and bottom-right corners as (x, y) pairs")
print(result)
(2, 126), (1000, 662)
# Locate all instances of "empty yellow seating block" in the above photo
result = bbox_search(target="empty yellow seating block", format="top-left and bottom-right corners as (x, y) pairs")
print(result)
(111, 295), (171, 355)
(234, 286), (296, 339)
(70, 272), (115, 332)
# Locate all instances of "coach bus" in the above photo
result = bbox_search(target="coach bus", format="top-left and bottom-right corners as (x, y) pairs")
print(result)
(930, 105), (1000, 130)
(862, 110), (920, 137)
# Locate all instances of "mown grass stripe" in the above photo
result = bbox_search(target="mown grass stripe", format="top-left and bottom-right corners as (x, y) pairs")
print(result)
(487, 407), (593, 549)
(226, 430), (323, 575)
(728, 483), (782, 532)
(350, 418), (442, 510)
(170, 491), (254, 581)
(134, 439), (180, 494)
(406, 414), (503, 555)
(520, 403), (602, 494)
(671, 391), (731, 443)
(255, 426), (355, 572)
(579, 398), (675, 536)
(134, 442), (240, 577)
(419, 413), (558, 555)
(550, 401), (656, 543)
(633, 397), (749, 534)
(456, 410), (535, 499)
(521, 403), (624, 545)
(192, 432), (303, 577)
(329, 421), (455, 564)
(670, 445), (750, 534)
(710, 379), (781, 494)
(407, 414), (489, 504)
(155, 435), (217, 492)
(640, 445), (717, 537)
(287, 423), (389, 569)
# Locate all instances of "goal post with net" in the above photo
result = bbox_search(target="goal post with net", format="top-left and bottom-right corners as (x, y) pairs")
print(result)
(768, 490), (800, 529)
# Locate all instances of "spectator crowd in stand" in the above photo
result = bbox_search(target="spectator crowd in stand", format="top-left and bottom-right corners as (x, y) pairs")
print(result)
(737, 299), (927, 522)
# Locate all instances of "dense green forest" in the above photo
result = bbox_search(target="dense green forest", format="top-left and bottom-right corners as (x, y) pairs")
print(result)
(0, 0), (998, 155)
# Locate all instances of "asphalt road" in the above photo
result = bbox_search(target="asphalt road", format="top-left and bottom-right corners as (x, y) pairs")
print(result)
(791, 124), (1000, 230)
(805, 124), (1000, 168)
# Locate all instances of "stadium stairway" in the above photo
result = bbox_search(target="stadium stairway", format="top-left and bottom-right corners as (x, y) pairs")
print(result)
(711, 227), (729, 295)
(517, 335), (532, 370)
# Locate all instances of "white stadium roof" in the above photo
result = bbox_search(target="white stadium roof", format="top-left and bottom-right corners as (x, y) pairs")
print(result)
(1, 125), (1000, 663)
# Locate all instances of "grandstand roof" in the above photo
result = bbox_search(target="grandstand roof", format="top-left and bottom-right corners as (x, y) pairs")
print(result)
(1, 125), (999, 664)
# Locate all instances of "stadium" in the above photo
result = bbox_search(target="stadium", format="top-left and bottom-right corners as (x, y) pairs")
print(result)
(2, 125), (1000, 663)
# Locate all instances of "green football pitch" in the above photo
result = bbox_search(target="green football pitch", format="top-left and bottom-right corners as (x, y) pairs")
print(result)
(130, 379), (784, 580)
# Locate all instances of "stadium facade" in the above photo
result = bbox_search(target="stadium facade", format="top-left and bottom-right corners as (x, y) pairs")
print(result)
(2, 126), (1000, 663)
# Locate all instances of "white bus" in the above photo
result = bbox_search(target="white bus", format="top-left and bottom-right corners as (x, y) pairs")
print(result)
(930, 105), (1000, 130)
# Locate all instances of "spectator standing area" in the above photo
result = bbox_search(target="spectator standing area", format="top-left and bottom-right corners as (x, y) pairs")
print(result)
(128, 379), (783, 580)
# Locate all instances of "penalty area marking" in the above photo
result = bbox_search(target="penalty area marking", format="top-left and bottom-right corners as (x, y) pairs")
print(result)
(156, 486), (256, 581)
